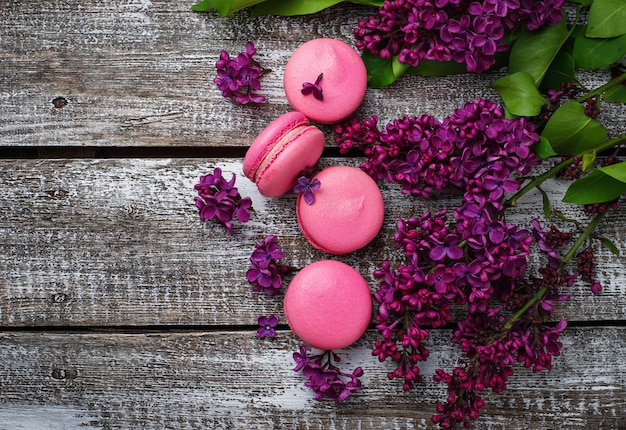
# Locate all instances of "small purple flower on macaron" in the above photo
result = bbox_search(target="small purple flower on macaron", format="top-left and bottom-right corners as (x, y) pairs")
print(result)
(294, 176), (321, 205)
(257, 314), (279, 339)
(301, 73), (324, 101)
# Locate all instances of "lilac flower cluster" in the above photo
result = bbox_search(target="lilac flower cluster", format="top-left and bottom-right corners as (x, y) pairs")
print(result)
(335, 99), (594, 427)
(335, 98), (541, 202)
(293, 346), (364, 403)
(214, 41), (266, 104)
(353, 0), (564, 73)
(246, 235), (289, 296)
(194, 167), (253, 235)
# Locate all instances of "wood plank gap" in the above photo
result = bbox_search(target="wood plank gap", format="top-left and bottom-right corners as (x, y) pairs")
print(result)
(1, 320), (625, 335)
(0, 324), (284, 334)
(0, 147), (358, 159)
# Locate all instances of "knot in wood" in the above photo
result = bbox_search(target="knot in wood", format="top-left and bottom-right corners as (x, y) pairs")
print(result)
(51, 292), (68, 303)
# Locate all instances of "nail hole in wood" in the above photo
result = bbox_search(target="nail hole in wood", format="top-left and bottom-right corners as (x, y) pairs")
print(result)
(52, 97), (68, 109)
(51, 368), (66, 379)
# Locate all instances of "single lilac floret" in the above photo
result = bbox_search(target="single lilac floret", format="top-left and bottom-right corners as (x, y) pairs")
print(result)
(257, 314), (279, 339)
(301, 73), (324, 101)
(294, 176), (321, 204)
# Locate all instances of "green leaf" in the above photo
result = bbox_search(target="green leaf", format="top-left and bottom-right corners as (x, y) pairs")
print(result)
(581, 152), (597, 172)
(573, 26), (626, 69)
(563, 170), (626, 204)
(587, 0), (626, 38)
(599, 236), (621, 256)
(531, 136), (558, 159)
(192, 0), (266, 15)
(541, 50), (578, 91)
(509, 16), (570, 87)
(252, 0), (344, 15)
(490, 71), (548, 116)
(604, 83), (626, 102)
(599, 161), (626, 182)
(361, 51), (409, 88)
(541, 102), (608, 155)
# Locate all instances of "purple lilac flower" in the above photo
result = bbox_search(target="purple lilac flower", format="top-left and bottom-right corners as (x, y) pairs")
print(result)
(354, 0), (564, 73)
(194, 167), (253, 235)
(293, 345), (310, 372)
(429, 234), (464, 261)
(293, 176), (321, 204)
(335, 99), (541, 203)
(293, 346), (364, 403)
(214, 41), (266, 104)
(337, 98), (591, 428)
(301, 73), (324, 101)
(256, 314), (279, 339)
(246, 235), (289, 296)
(531, 219), (561, 267)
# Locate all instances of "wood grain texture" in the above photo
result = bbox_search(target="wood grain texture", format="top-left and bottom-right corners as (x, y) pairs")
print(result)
(2, 1), (626, 428)
(0, 328), (624, 430)
(2, 1), (625, 148)
(1, 158), (624, 327)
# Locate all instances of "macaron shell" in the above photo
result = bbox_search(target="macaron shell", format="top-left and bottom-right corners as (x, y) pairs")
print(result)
(284, 38), (367, 124)
(297, 166), (384, 255)
(283, 260), (372, 350)
(243, 111), (325, 197)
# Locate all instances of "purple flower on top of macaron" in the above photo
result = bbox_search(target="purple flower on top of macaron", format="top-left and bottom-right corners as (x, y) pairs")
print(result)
(301, 73), (324, 101)
(294, 176), (321, 205)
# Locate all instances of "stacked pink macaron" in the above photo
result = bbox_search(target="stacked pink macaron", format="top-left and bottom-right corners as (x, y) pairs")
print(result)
(243, 111), (325, 198)
(243, 38), (381, 352)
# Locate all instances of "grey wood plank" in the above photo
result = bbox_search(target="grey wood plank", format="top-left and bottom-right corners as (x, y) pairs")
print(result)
(0, 328), (623, 429)
(3, 1), (625, 148)
(1, 158), (624, 327)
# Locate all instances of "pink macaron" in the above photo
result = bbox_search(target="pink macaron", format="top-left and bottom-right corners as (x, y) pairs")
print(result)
(296, 166), (384, 255)
(243, 111), (325, 197)
(284, 38), (367, 124)
(283, 260), (372, 350)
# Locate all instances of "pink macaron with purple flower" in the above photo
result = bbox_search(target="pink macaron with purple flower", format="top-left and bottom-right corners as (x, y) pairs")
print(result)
(296, 165), (384, 255)
(243, 111), (325, 197)
(284, 38), (368, 124)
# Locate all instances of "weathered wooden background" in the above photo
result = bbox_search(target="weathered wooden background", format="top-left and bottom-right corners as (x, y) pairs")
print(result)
(1, 1), (625, 429)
